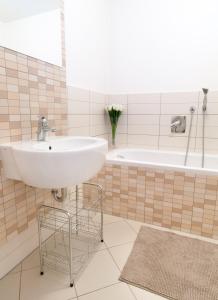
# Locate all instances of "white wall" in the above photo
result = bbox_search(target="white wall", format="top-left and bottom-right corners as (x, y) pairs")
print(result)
(0, 0), (60, 22)
(65, 0), (218, 94)
(0, 21), (5, 42)
(108, 0), (218, 94)
(0, 9), (62, 66)
(65, 0), (109, 93)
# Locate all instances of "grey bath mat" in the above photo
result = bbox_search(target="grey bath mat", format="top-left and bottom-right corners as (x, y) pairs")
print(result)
(120, 226), (218, 300)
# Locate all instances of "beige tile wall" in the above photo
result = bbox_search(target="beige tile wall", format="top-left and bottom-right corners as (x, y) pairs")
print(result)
(108, 91), (218, 152)
(0, 1), (67, 246)
(0, 5), (109, 248)
(89, 164), (218, 239)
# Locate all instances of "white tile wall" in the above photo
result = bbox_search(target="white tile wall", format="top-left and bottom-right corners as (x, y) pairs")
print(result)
(128, 103), (160, 115)
(128, 93), (160, 104)
(128, 135), (159, 148)
(128, 124), (159, 135)
(128, 115), (159, 125)
(67, 86), (108, 139)
(69, 87), (218, 153)
(161, 92), (199, 104)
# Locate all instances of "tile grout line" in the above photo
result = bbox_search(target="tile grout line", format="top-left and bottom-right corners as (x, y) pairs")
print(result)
(76, 282), (121, 299)
(123, 219), (141, 234)
(106, 242), (137, 300)
(157, 93), (162, 150)
(106, 240), (135, 250)
(74, 218), (138, 298)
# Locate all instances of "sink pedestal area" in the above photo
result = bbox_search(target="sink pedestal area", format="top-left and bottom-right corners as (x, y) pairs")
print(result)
(0, 136), (108, 287)
(0, 136), (108, 189)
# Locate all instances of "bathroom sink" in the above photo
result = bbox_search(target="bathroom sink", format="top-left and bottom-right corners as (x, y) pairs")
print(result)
(0, 136), (108, 189)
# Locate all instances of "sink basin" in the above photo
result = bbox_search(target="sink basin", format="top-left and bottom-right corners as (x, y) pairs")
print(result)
(0, 136), (108, 189)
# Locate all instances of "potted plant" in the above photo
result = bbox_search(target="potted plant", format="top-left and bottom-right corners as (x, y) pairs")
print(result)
(105, 104), (123, 147)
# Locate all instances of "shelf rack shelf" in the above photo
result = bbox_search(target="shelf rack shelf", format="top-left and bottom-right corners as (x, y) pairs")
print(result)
(37, 183), (103, 287)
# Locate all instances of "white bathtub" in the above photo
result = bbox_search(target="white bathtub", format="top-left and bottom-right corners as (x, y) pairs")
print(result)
(107, 148), (218, 176)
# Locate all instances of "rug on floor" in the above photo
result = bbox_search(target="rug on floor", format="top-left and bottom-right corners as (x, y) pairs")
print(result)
(120, 226), (218, 300)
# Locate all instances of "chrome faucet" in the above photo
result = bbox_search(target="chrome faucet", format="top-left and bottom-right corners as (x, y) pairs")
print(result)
(170, 116), (186, 133)
(171, 119), (181, 129)
(37, 116), (56, 141)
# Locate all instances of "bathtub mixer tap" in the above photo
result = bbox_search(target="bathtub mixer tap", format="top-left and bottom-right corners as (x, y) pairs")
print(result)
(37, 116), (56, 142)
(170, 116), (186, 133)
(171, 119), (181, 129)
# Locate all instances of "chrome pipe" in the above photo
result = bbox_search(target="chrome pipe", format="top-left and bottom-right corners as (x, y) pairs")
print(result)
(51, 188), (67, 202)
(184, 106), (195, 166)
(202, 88), (208, 168)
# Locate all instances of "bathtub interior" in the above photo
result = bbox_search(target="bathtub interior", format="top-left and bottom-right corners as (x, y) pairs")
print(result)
(107, 148), (218, 171)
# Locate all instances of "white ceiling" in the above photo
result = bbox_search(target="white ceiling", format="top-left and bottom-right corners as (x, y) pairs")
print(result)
(0, 0), (60, 22)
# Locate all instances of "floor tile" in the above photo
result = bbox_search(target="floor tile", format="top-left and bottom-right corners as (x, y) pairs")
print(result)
(96, 241), (107, 251)
(103, 214), (123, 224)
(75, 249), (120, 296)
(130, 285), (166, 300)
(20, 267), (77, 300)
(0, 272), (20, 300)
(22, 249), (40, 271)
(109, 242), (134, 270)
(10, 263), (22, 274)
(78, 283), (135, 300)
(125, 219), (143, 233)
(103, 221), (137, 248)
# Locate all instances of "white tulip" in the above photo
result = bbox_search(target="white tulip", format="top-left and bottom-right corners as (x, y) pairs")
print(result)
(106, 104), (123, 112)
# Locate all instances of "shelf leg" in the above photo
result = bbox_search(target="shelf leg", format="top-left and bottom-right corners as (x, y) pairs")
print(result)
(99, 186), (104, 243)
(37, 212), (44, 275)
(68, 215), (74, 288)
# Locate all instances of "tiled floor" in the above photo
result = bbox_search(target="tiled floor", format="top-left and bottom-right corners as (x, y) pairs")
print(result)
(0, 214), (165, 300)
(4, 213), (216, 300)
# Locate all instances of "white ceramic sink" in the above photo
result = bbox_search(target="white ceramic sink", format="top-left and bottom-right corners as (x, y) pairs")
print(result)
(0, 136), (108, 189)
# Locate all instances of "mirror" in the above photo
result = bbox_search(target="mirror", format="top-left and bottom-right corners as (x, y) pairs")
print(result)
(0, 0), (62, 66)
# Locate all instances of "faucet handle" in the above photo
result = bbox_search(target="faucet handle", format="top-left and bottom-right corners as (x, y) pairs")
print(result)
(51, 128), (56, 132)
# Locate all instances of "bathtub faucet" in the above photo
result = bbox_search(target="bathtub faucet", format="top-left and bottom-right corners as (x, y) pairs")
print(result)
(170, 119), (181, 129)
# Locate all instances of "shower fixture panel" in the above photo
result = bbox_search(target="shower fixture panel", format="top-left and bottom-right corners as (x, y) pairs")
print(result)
(171, 116), (186, 133)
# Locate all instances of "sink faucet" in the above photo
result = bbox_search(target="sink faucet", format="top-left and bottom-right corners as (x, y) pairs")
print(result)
(37, 116), (56, 141)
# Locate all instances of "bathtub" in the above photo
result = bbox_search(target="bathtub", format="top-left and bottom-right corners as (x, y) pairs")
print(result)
(89, 147), (218, 239)
(107, 148), (218, 176)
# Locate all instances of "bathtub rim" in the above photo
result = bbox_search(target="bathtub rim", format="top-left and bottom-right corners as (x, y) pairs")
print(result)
(106, 148), (218, 176)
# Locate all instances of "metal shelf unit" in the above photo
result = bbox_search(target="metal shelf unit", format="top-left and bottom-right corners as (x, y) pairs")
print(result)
(37, 183), (103, 287)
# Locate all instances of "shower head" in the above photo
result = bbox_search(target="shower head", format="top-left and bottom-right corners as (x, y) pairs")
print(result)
(202, 88), (208, 112)
(202, 88), (209, 95)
